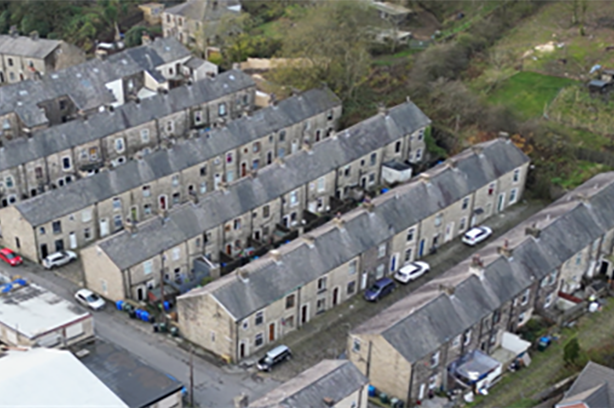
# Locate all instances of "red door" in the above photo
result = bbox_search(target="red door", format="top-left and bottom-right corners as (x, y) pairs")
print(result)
(269, 323), (275, 341)
(241, 162), (247, 177)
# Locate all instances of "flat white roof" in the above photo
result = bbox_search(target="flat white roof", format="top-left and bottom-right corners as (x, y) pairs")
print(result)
(0, 348), (128, 407)
(0, 282), (91, 339)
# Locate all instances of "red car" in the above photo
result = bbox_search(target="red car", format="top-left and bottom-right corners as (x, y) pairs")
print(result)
(0, 248), (22, 266)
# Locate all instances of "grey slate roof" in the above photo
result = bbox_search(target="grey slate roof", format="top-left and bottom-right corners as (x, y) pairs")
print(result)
(13, 87), (337, 226)
(96, 100), (431, 271)
(0, 35), (61, 59)
(78, 339), (183, 408)
(165, 0), (240, 21)
(176, 138), (528, 320)
(0, 37), (190, 128)
(557, 361), (614, 408)
(250, 360), (368, 408)
(0, 69), (255, 173)
(351, 171), (614, 364)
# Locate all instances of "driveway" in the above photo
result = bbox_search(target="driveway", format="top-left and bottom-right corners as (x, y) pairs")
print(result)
(262, 199), (547, 383)
(0, 260), (281, 408)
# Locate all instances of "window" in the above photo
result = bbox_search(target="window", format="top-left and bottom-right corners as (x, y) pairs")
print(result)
(368, 173), (375, 184)
(521, 288), (530, 305)
(227, 170), (234, 182)
(463, 330), (472, 346)
(170, 174), (179, 187)
(459, 217), (467, 232)
(549, 270), (557, 285)
(488, 183), (495, 196)
(415, 149), (422, 160)
(234, 218), (241, 230)
(575, 252), (583, 265)
(166, 121), (174, 133)
(242, 320), (248, 330)
(82, 209), (92, 222)
(518, 312), (526, 324)
(279, 130), (286, 142)
(404, 248), (412, 262)
(84, 227), (92, 240)
(434, 214), (443, 227)
(406, 228), (415, 242)
(428, 374), (438, 390)
(452, 335), (461, 348)
(378, 243), (386, 258)
(62, 157), (71, 170)
(317, 177), (325, 192)
(430, 351), (440, 367)
(418, 129), (425, 140)
(218, 103), (227, 117)
(286, 294), (295, 309)
(89, 147), (98, 161)
(35, 167), (43, 179)
(509, 188), (518, 204)
(255, 311), (264, 325)
(370, 152), (377, 166)
(255, 333), (263, 347)
(112, 197), (121, 210)
(317, 298), (326, 313)
(289, 190), (298, 206)
(327, 110), (334, 121)
(115, 138), (125, 153)
(141, 129), (150, 143)
(7, 58), (12, 67)
(144, 261), (153, 275)
(242, 94), (249, 105)
(513, 169), (520, 183)
(144, 204), (152, 215)
(194, 110), (203, 125)
(347, 281), (356, 295)
(462, 197), (470, 210)
(318, 277), (327, 292)
(545, 293), (554, 308)
(52, 221), (62, 234)
(39, 227), (45, 235)
(200, 182), (207, 194)
(395, 141), (401, 153)
(253, 142), (261, 153)
(278, 147), (285, 158)
(344, 166), (351, 177)
(348, 260), (357, 275)
(352, 338), (361, 352)
(172, 192), (180, 204)
(113, 214), (123, 228)
(226, 152), (233, 164)
(4, 176), (13, 188)
(263, 205), (270, 218)
(200, 165), (207, 177)
(142, 186), (151, 197)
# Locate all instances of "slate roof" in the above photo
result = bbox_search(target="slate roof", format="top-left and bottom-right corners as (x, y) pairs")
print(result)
(0, 35), (61, 59)
(351, 171), (614, 364)
(165, 0), (241, 21)
(96, 100), (431, 271)
(176, 138), (528, 320)
(13, 87), (337, 226)
(77, 339), (183, 408)
(250, 360), (368, 408)
(0, 69), (254, 173)
(557, 361), (614, 408)
(0, 37), (190, 128)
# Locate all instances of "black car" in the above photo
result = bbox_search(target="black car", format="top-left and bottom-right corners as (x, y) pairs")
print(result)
(257, 345), (292, 371)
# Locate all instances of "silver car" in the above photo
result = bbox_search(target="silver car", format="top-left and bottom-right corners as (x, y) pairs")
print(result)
(75, 289), (106, 311)
(42, 250), (77, 269)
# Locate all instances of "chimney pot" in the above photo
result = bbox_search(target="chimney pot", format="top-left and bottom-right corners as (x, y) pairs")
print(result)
(525, 223), (541, 238)
(472, 145), (484, 156)
(270, 249), (282, 263)
(470, 254), (485, 280)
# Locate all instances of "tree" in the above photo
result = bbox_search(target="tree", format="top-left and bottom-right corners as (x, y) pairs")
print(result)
(124, 25), (148, 48)
(564, 337), (581, 366)
(270, 1), (375, 100)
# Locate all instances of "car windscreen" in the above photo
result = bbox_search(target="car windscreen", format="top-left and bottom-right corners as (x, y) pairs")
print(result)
(4, 252), (15, 260)
(86, 294), (100, 302)
(369, 284), (381, 292)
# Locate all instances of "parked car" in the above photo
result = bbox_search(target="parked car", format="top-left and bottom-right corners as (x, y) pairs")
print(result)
(42, 250), (78, 269)
(462, 226), (493, 246)
(257, 345), (292, 372)
(74, 289), (106, 311)
(364, 277), (396, 302)
(394, 261), (430, 284)
(0, 248), (22, 266)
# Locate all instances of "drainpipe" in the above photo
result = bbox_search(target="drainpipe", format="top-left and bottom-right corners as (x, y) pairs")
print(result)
(406, 365), (414, 407)
(366, 340), (373, 377)
(235, 319), (240, 363)
(296, 286), (302, 329)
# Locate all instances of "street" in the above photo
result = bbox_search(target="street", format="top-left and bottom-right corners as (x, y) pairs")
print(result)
(1, 260), (281, 408)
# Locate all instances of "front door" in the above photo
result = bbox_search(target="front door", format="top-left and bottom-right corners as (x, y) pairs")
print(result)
(497, 193), (506, 212)
(600, 260), (610, 275)
(40, 244), (48, 259)
(100, 219), (109, 237)
(131, 207), (138, 222)
(332, 287), (339, 307)
(301, 305), (308, 324)
(55, 239), (64, 252)
(269, 323), (275, 342)
(241, 162), (247, 177)
(390, 253), (398, 273)
(444, 222), (454, 242)
(69, 232), (77, 249)
(136, 286), (144, 301)
(239, 342), (246, 359)
(418, 239), (425, 257)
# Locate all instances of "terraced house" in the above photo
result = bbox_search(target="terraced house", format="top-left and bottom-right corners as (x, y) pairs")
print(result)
(80, 100), (431, 303)
(347, 172), (614, 407)
(0, 36), (192, 141)
(172, 138), (528, 363)
(0, 69), (255, 207)
(0, 88), (341, 261)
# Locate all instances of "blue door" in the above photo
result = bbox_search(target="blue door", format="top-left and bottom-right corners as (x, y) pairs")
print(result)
(418, 239), (425, 257)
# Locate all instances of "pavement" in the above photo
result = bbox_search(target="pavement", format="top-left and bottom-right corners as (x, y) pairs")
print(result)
(261, 199), (548, 383)
(0, 259), (281, 408)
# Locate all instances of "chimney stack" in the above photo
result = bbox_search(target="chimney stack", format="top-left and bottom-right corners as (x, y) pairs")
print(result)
(141, 32), (152, 46)
(439, 284), (455, 297)
(333, 212), (345, 228)
(270, 249), (282, 264)
(29, 31), (39, 41)
(9, 26), (18, 38)
(469, 254), (485, 280)
(303, 235), (315, 248)
(377, 103), (388, 116)
(525, 223), (541, 239)
(497, 239), (512, 258)
(446, 158), (457, 169)
(472, 145), (484, 156)
(234, 394), (248, 408)
(362, 196), (375, 212)
(419, 172), (430, 184)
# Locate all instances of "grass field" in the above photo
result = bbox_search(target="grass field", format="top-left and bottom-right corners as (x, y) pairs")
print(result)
(487, 71), (577, 119)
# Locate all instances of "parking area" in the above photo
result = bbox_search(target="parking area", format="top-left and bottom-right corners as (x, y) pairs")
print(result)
(257, 199), (547, 382)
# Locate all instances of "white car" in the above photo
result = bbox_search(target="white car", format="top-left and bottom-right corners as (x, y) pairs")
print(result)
(42, 250), (78, 269)
(462, 226), (493, 246)
(394, 261), (430, 284)
(74, 289), (106, 311)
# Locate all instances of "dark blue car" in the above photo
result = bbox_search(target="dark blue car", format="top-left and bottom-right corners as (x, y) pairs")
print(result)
(364, 277), (396, 302)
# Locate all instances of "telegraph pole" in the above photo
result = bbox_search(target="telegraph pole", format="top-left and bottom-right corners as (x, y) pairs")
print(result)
(160, 251), (166, 324)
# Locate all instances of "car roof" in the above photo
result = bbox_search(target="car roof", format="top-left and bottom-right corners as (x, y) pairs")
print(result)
(465, 227), (485, 238)
(267, 345), (289, 357)
(76, 288), (94, 296)
(0, 248), (13, 254)
(375, 277), (394, 285)
(400, 263), (420, 273)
